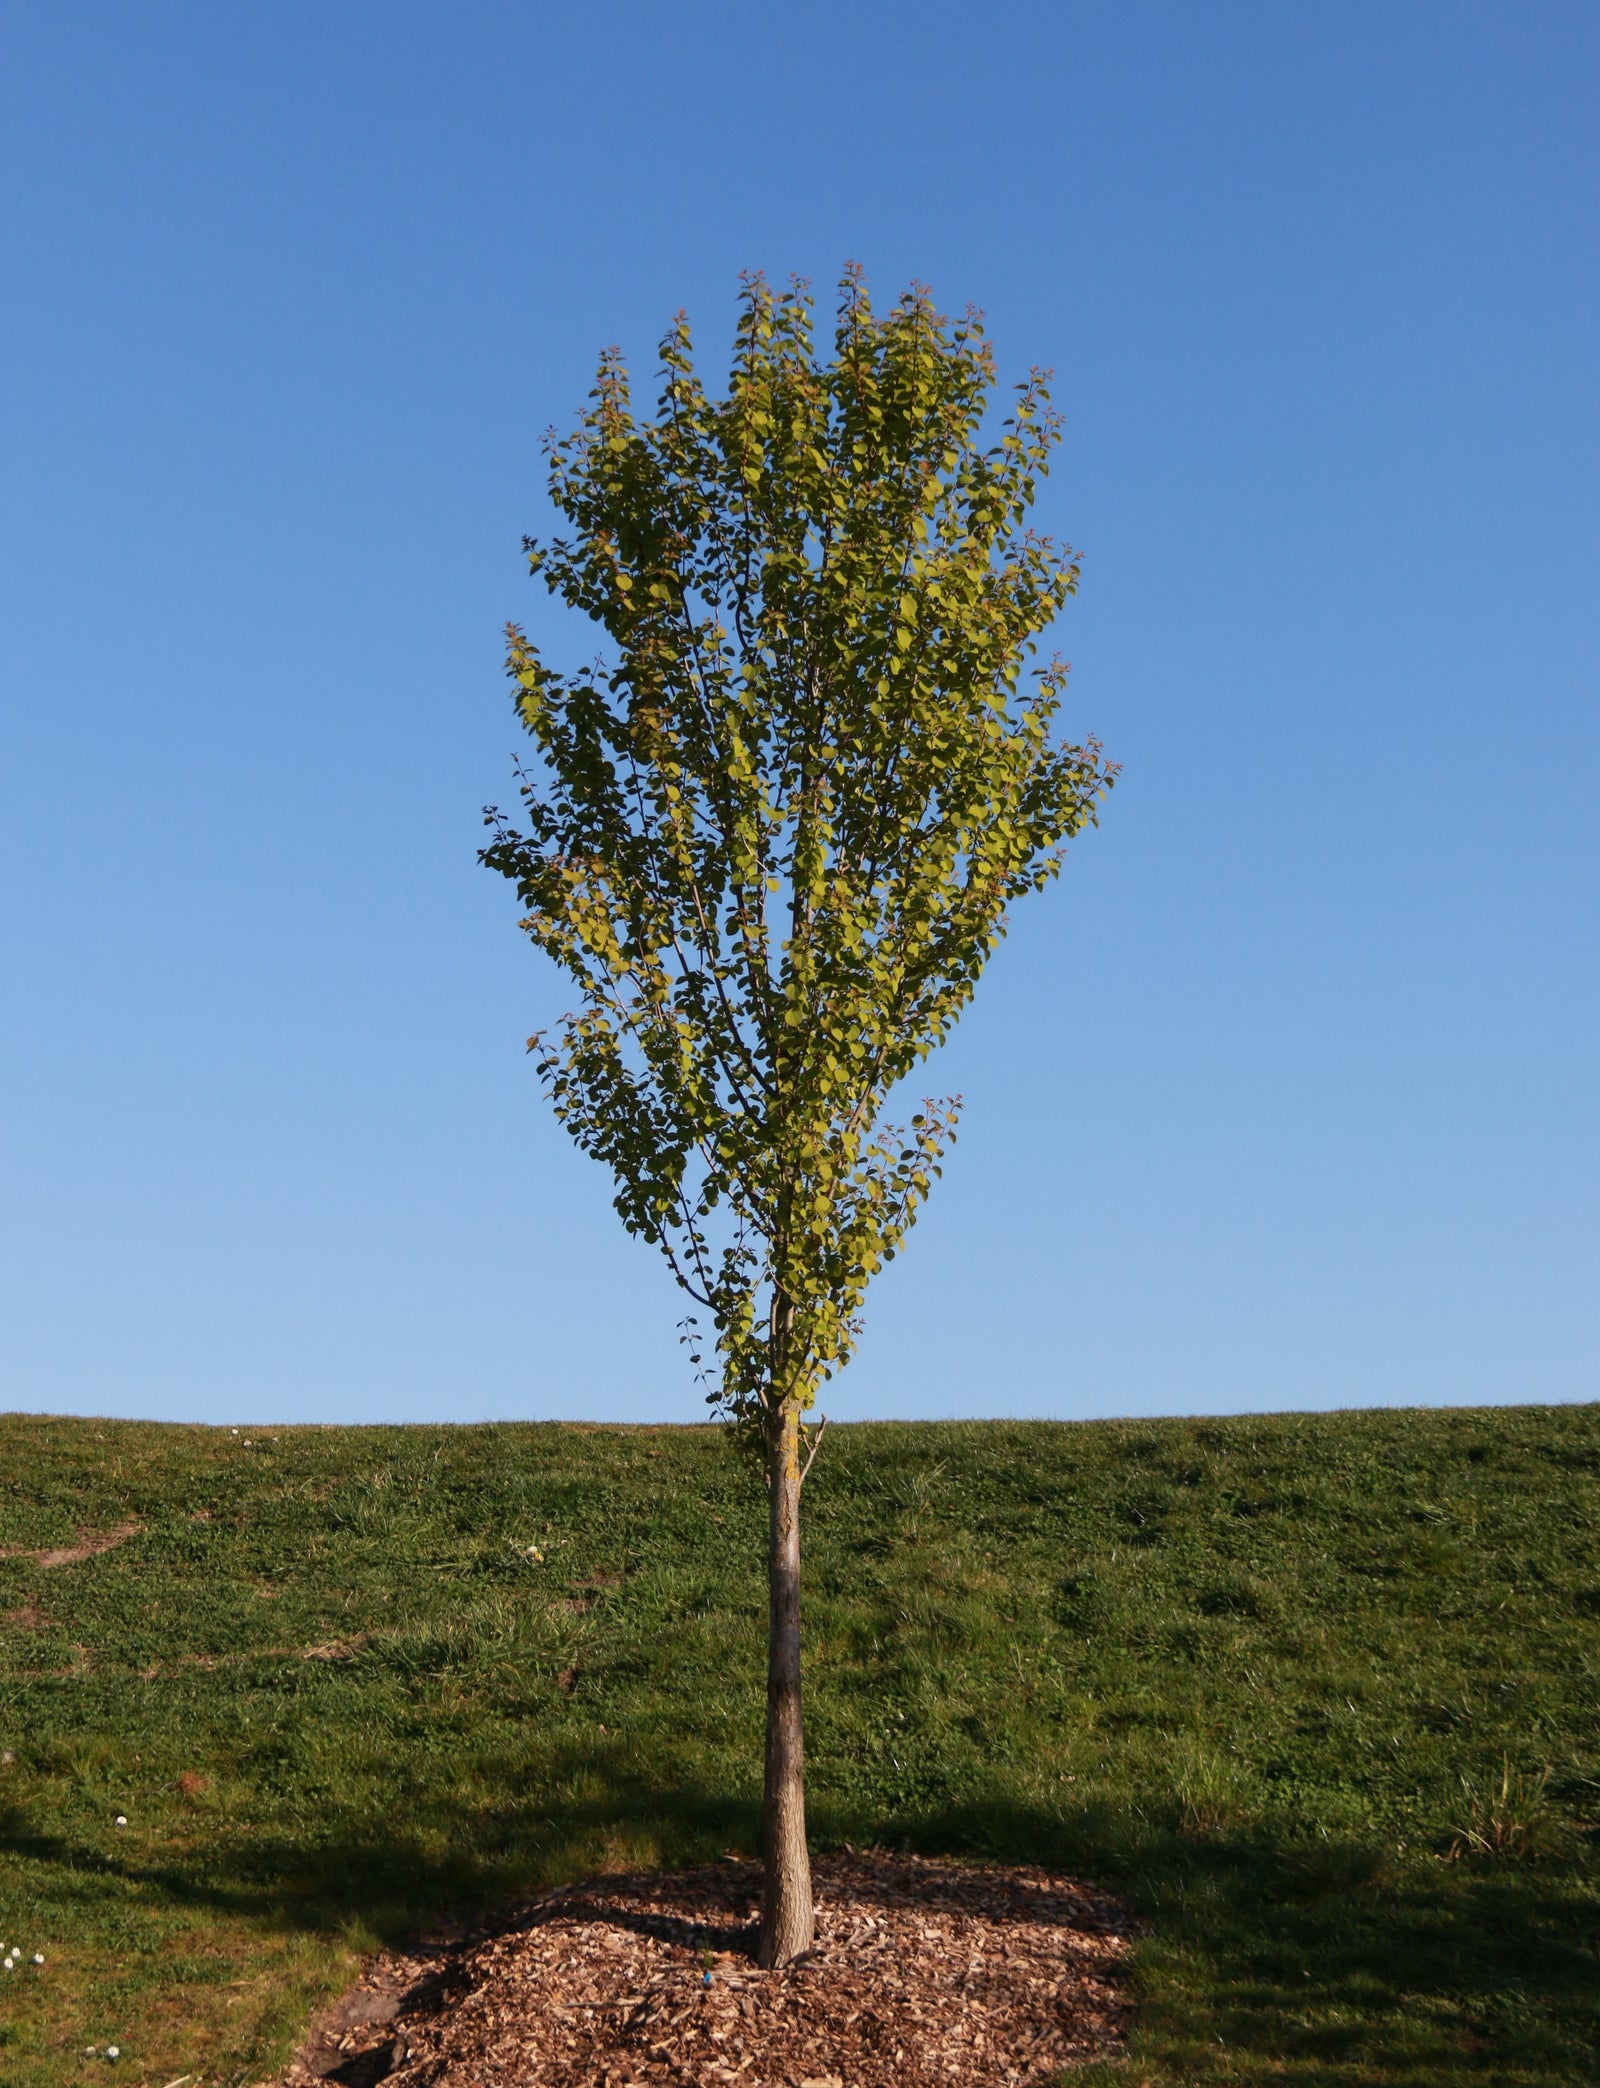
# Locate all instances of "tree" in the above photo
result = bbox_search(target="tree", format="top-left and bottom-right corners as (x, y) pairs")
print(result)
(481, 269), (1115, 1966)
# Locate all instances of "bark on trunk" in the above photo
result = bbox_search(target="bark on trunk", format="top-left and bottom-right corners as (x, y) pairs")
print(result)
(759, 1392), (814, 1967)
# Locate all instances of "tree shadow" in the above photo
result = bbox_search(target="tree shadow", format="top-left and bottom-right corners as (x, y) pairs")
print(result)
(903, 1792), (1598, 2081)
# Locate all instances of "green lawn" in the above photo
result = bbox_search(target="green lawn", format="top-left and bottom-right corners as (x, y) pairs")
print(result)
(1, 1404), (1596, 2085)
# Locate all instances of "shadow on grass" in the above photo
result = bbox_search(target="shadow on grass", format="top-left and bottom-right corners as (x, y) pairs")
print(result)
(5, 1755), (1598, 2083)
(927, 1793), (1599, 2079)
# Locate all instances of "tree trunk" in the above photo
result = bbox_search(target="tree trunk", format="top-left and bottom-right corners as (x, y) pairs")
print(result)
(759, 1391), (814, 1967)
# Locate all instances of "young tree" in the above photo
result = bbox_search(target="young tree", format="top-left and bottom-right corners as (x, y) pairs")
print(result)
(482, 270), (1115, 1967)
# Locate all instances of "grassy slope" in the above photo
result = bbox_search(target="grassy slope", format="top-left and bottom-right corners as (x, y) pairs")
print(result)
(0, 1405), (1596, 2087)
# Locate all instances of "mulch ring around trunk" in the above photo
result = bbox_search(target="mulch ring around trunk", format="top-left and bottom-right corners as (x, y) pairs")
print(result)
(280, 1852), (1136, 2088)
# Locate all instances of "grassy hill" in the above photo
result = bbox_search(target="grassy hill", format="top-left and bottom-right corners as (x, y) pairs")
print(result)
(1, 1403), (1596, 2085)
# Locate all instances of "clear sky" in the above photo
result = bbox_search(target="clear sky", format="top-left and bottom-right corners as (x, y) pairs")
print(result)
(2, 2), (1595, 1427)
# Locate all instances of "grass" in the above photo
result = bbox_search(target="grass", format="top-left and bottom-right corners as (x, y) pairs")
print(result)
(1, 1403), (1597, 2086)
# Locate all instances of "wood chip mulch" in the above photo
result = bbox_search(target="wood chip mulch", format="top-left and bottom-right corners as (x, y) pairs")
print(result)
(280, 1853), (1135, 2088)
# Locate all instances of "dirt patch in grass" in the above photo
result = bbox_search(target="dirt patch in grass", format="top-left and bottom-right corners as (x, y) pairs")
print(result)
(4, 1521), (144, 1569)
(301, 1635), (371, 1662)
(276, 1854), (1133, 2087)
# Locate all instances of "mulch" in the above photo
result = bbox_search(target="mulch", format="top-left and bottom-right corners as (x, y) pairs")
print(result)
(280, 1853), (1134, 2088)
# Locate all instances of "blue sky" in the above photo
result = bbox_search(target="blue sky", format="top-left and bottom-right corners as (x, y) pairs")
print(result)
(2, 2), (1595, 1426)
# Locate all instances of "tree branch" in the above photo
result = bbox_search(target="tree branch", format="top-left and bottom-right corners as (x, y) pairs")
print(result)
(798, 1413), (828, 1489)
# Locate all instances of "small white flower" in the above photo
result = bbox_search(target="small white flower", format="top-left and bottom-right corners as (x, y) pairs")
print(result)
(106, 2045), (120, 2060)
(33, 1952), (44, 1964)
(114, 1814), (128, 1828)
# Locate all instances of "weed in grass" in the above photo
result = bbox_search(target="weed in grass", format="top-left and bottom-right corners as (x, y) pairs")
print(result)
(1447, 1758), (1562, 1862)
(1173, 1744), (1250, 1838)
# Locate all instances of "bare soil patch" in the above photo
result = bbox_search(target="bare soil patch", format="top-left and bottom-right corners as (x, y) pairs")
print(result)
(2, 1521), (143, 1569)
(301, 1634), (371, 1662)
(278, 1853), (1133, 2088)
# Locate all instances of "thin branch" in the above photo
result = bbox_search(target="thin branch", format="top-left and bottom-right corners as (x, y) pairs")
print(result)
(798, 1413), (829, 1489)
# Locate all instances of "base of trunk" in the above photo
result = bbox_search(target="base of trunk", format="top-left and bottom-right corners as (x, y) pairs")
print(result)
(758, 1832), (814, 1968)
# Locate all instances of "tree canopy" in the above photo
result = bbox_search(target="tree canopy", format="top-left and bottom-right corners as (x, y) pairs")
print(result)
(483, 269), (1116, 1431)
